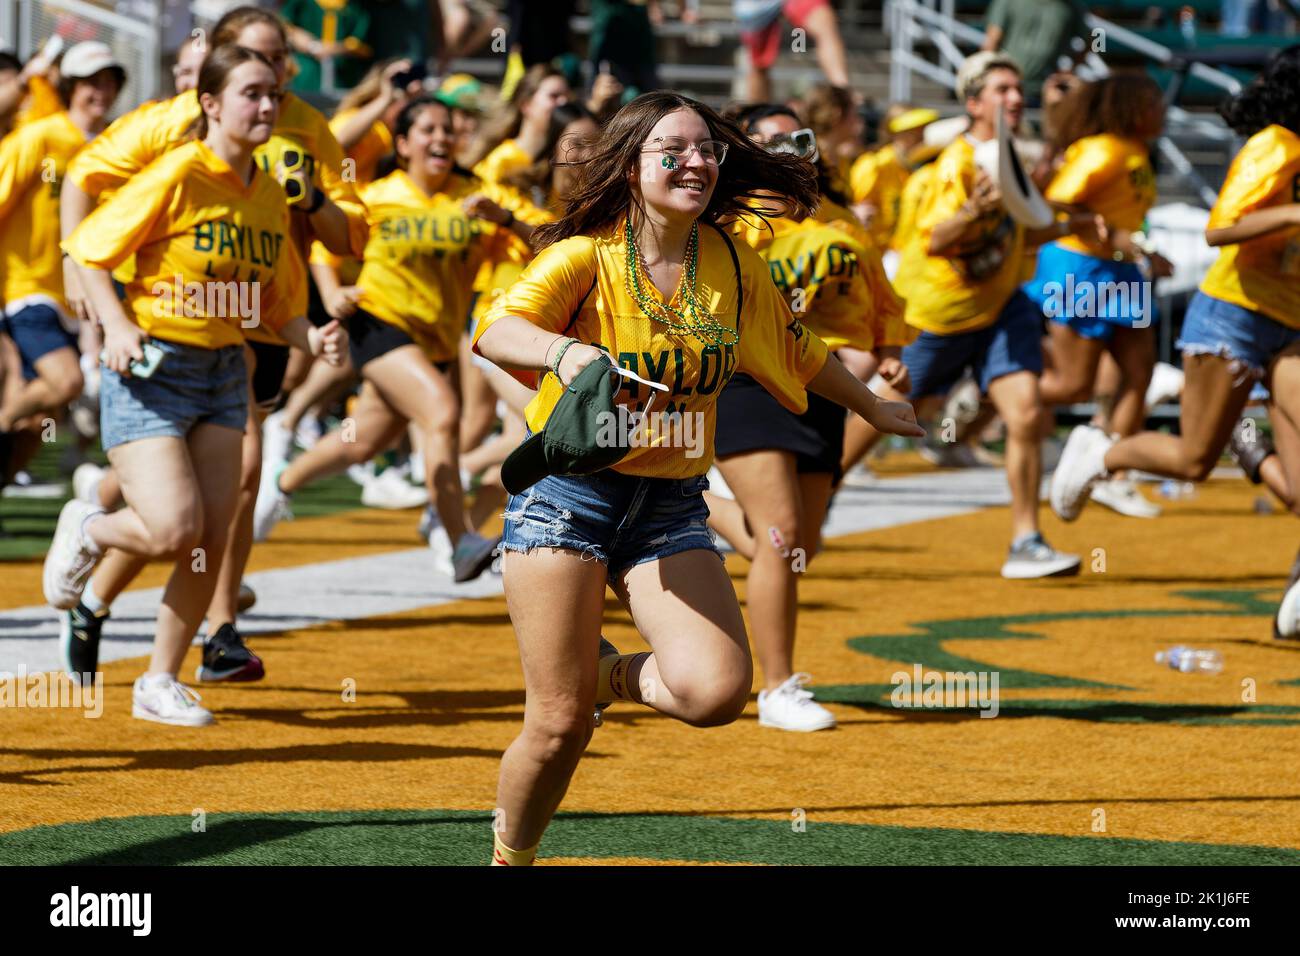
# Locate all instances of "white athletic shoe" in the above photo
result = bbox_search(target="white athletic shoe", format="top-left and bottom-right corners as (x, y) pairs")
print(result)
(132, 674), (214, 727)
(43, 499), (104, 609)
(1144, 361), (1185, 410)
(253, 463), (293, 542)
(706, 465), (734, 500)
(1276, 578), (1300, 640)
(72, 462), (105, 506)
(1000, 534), (1081, 579)
(419, 507), (455, 576)
(757, 673), (837, 732)
(294, 415), (323, 451)
(1049, 425), (1114, 522)
(838, 463), (876, 489)
(361, 466), (429, 510)
(1090, 476), (1161, 518)
(261, 409), (294, 468)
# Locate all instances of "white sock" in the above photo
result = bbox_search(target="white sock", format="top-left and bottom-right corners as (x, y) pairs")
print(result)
(82, 582), (107, 615)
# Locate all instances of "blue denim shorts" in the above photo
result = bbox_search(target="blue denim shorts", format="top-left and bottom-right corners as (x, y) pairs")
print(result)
(1024, 242), (1155, 342)
(902, 289), (1045, 398)
(5, 303), (79, 380)
(501, 469), (722, 578)
(1177, 291), (1300, 381)
(100, 338), (248, 451)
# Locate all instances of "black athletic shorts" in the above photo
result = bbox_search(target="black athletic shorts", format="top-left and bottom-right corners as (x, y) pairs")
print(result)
(247, 339), (290, 412)
(348, 307), (417, 371)
(713, 372), (845, 482)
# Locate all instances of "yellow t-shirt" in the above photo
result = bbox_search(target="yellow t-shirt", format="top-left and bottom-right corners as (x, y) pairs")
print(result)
(67, 90), (368, 341)
(1047, 133), (1156, 259)
(892, 161), (938, 256)
(894, 137), (1025, 336)
(469, 180), (556, 323)
(1199, 125), (1300, 328)
(471, 138), (531, 186)
(64, 140), (301, 351)
(472, 220), (830, 478)
(13, 75), (62, 130)
(329, 108), (393, 187)
(738, 215), (909, 352)
(0, 112), (88, 309)
(850, 144), (911, 250)
(324, 170), (508, 364)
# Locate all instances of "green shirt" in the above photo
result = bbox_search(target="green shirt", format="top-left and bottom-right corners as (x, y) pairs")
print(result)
(987, 0), (1089, 90)
(282, 0), (372, 94)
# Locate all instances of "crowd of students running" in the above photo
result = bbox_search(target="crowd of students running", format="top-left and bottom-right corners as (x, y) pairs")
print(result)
(2, 6), (1297, 863)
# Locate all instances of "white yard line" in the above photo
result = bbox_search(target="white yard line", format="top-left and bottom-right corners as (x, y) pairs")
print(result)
(0, 468), (1014, 674)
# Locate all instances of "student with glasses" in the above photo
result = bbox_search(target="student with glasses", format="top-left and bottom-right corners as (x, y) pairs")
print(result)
(472, 91), (923, 864)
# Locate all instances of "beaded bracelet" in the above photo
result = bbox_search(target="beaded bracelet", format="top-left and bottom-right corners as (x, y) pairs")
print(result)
(548, 337), (579, 383)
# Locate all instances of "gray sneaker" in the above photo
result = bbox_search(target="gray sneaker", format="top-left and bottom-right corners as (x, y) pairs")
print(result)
(451, 531), (499, 583)
(1000, 534), (1081, 579)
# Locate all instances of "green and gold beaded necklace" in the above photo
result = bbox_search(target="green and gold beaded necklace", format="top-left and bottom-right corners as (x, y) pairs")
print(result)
(623, 217), (739, 347)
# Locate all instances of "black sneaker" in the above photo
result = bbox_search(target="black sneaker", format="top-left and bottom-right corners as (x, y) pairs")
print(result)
(60, 602), (108, 683)
(1229, 418), (1274, 484)
(197, 623), (265, 682)
(594, 636), (621, 727)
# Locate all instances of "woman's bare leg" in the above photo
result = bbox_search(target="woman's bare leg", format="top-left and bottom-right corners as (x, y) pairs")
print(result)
(1107, 325), (1156, 438)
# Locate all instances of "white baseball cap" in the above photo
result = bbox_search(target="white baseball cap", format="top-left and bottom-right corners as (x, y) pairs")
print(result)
(972, 105), (1054, 230)
(60, 41), (126, 81)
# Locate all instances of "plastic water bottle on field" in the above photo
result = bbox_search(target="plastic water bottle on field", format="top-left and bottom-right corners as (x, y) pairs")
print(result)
(1155, 645), (1223, 675)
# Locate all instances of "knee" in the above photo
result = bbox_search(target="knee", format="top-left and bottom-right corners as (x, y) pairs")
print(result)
(757, 511), (802, 561)
(674, 674), (751, 728)
(427, 402), (461, 441)
(1002, 400), (1044, 439)
(147, 514), (203, 557)
(1178, 451), (1218, 483)
(47, 371), (84, 407)
(523, 711), (594, 766)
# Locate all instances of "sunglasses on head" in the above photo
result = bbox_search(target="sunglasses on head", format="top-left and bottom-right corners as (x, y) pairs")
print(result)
(762, 127), (819, 162)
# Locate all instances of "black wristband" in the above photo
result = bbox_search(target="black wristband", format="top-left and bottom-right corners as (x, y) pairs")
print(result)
(305, 187), (326, 215)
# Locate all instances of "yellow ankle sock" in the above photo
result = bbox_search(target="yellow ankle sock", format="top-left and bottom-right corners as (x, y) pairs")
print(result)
(492, 832), (538, 866)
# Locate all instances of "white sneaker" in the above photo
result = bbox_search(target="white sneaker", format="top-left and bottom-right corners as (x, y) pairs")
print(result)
(757, 673), (837, 732)
(1049, 425), (1114, 522)
(43, 499), (104, 609)
(1276, 578), (1300, 640)
(1000, 533), (1081, 579)
(346, 461), (374, 486)
(839, 463), (876, 489)
(73, 463), (105, 506)
(253, 463), (293, 542)
(419, 506), (455, 576)
(132, 674), (214, 726)
(294, 415), (323, 451)
(1144, 362), (1184, 410)
(1090, 476), (1161, 518)
(361, 466), (429, 510)
(261, 409), (294, 468)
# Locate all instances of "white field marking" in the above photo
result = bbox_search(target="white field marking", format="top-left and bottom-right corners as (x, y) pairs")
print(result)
(0, 468), (1014, 674)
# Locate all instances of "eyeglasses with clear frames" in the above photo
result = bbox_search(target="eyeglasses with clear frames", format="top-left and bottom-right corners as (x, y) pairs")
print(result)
(641, 136), (729, 166)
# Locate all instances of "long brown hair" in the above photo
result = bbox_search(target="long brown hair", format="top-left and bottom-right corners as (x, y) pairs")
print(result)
(463, 63), (567, 169)
(534, 92), (819, 249)
(1050, 73), (1162, 150)
(192, 45), (276, 141)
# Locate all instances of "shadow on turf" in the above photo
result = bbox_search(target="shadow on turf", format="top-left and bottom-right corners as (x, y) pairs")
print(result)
(0, 740), (502, 787)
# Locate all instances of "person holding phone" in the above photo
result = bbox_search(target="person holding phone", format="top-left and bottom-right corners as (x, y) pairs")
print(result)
(58, 6), (368, 685)
(255, 96), (533, 583)
(45, 45), (346, 727)
(472, 91), (924, 864)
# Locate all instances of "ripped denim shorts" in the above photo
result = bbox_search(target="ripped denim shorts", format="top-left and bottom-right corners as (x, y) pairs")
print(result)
(500, 469), (722, 578)
(1177, 291), (1300, 383)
